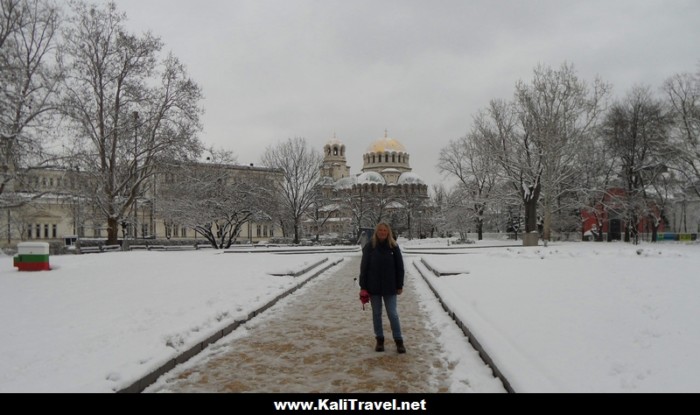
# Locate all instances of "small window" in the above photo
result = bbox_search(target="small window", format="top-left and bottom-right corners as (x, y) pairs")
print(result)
(36, 224), (41, 239)
(263, 225), (268, 237)
(49, 178), (54, 187)
(44, 224), (49, 238)
(180, 227), (186, 238)
(27, 224), (33, 239)
(256, 225), (261, 237)
(52, 224), (57, 238)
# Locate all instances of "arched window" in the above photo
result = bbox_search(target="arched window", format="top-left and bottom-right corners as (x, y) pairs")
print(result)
(392, 154), (396, 163)
(333, 147), (338, 156)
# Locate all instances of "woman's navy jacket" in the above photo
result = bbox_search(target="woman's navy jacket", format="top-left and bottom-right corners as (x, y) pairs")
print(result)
(359, 241), (405, 295)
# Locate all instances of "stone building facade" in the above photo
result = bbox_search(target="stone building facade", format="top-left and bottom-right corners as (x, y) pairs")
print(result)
(2, 162), (283, 249)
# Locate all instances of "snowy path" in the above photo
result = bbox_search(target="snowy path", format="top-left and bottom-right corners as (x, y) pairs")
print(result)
(144, 255), (505, 393)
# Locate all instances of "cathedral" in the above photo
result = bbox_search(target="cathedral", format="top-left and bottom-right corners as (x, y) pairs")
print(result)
(314, 131), (429, 238)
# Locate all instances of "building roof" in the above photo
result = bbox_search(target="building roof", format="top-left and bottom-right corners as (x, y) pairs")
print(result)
(365, 131), (406, 153)
(357, 171), (386, 185)
(397, 172), (425, 185)
(333, 176), (357, 190)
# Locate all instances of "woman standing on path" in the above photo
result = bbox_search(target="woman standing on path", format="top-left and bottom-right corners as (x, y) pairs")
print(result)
(359, 222), (406, 354)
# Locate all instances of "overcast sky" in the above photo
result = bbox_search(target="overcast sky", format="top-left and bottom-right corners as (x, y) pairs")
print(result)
(105, 0), (700, 189)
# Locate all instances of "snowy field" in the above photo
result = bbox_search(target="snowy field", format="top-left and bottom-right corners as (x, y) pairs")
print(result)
(404, 238), (700, 393)
(2, 238), (699, 393)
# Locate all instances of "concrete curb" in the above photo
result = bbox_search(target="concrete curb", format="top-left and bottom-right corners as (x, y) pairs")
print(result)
(117, 257), (345, 393)
(268, 257), (329, 276)
(412, 259), (515, 393)
(224, 247), (361, 254)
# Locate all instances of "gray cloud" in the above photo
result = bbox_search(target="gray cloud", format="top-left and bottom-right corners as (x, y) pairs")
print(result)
(110, 0), (700, 188)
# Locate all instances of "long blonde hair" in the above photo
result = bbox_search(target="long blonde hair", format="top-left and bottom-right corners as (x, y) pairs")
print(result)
(371, 222), (398, 248)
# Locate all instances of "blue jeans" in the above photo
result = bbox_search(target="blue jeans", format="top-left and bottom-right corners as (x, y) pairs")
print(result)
(370, 294), (402, 341)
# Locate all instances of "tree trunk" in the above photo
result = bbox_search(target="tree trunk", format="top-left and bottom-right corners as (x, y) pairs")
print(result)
(650, 217), (659, 242)
(542, 208), (552, 241)
(524, 197), (538, 233)
(107, 217), (119, 245)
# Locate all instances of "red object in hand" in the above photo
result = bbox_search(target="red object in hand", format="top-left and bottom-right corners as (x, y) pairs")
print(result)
(360, 289), (370, 310)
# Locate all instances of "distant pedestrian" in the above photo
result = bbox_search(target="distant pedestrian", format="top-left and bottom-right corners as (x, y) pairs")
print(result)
(358, 222), (406, 354)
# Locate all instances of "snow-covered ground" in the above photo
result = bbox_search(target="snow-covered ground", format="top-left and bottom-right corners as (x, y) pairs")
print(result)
(2, 238), (699, 393)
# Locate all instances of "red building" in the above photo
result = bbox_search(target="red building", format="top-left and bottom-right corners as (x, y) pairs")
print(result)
(581, 188), (666, 241)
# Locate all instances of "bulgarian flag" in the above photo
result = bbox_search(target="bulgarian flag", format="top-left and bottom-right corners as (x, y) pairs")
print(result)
(13, 242), (51, 271)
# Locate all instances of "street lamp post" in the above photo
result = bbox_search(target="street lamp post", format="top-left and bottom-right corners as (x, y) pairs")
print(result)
(133, 111), (139, 244)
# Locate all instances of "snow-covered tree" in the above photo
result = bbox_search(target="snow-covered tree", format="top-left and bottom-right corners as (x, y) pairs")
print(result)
(61, 1), (203, 245)
(513, 62), (610, 241)
(157, 150), (278, 249)
(476, 63), (610, 241)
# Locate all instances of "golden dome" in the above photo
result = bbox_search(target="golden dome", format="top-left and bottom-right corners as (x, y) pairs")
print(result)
(366, 130), (406, 153)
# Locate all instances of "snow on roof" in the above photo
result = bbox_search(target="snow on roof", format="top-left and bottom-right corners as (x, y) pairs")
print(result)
(333, 176), (357, 190)
(357, 171), (386, 185)
(318, 176), (335, 186)
(397, 172), (425, 185)
(319, 203), (341, 212)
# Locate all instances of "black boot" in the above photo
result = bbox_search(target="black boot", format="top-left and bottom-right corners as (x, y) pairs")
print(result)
(375, 337), (385, 352)
(395, 339), (406, 354)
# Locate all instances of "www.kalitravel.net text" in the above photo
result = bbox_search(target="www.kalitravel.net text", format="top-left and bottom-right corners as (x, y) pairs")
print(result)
(273, 398), (428, 411)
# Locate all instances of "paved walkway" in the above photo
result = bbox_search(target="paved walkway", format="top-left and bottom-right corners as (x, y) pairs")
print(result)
(144, 254), (501, 393)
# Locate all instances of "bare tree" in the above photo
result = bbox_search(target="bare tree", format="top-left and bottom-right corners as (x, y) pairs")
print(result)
(61, 1), (203, 245)
(602, 85), (673, 243)
(646, 168), (681, 240)
(664, 71), (700, 197)
(574, 132), (620, 241)
(1, 0), (63, 207)
(475, 98), (543, 234)
(260, 137), (322, 244)
(443, 185), (474, 241)
(336, 185), (369, 241)
(364, 188), (400, 232)
(438, 130), (499, 240)
(428, 183), (449, 237)
(305, 185), (337, 242)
